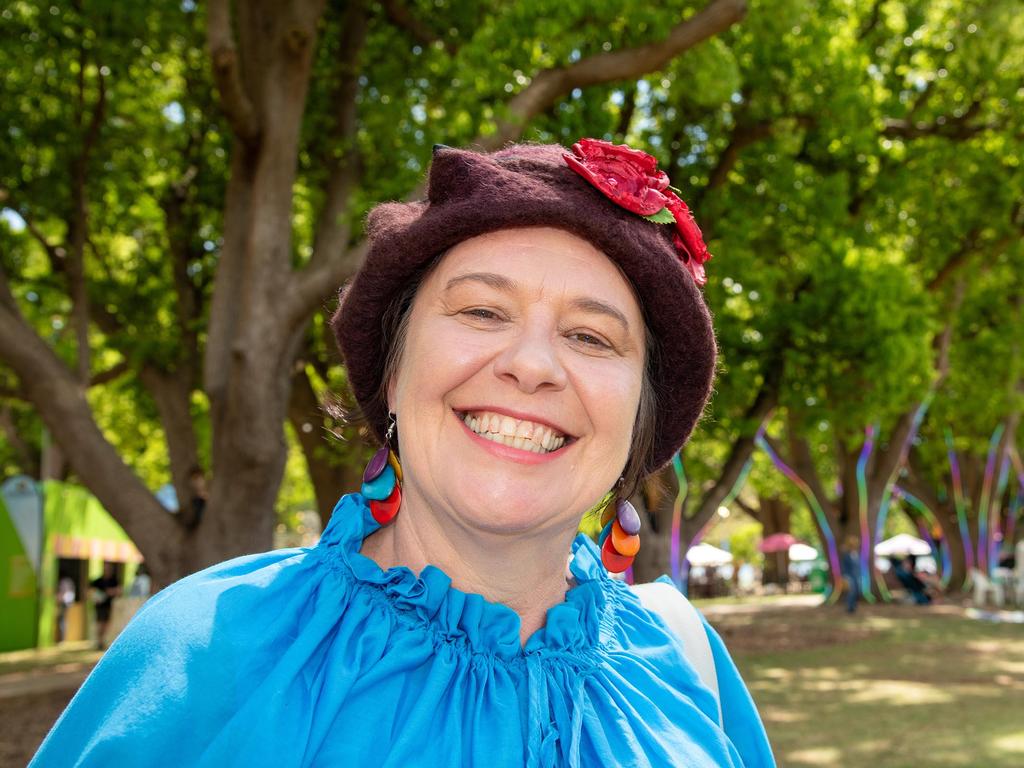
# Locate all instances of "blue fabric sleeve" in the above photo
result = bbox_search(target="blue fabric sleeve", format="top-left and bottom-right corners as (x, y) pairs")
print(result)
(702, 617), (777, 768)
(30, 548), (303, 767)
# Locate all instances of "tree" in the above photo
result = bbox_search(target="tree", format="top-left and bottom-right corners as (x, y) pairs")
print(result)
(631, 0), (1023, 591)
(1, 0), (748, 586)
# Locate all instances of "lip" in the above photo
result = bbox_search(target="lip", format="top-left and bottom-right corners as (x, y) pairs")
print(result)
(455, 415), (572, 465)
(453, 405), (576, 440)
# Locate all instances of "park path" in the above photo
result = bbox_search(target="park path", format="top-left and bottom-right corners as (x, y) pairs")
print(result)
(0, 644), (101, 701)
(697, 593), (822, 617)
(0, 664), (94, 700)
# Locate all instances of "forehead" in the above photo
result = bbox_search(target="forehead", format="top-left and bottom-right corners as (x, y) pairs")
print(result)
(424, 227), (643, 314)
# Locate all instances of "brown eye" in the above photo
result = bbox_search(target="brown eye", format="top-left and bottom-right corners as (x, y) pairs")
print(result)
(461, 308), (503, 321)
(570, 332), (611, 349)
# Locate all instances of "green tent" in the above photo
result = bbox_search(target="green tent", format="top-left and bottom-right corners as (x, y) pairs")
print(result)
(0, 479), (142, 651)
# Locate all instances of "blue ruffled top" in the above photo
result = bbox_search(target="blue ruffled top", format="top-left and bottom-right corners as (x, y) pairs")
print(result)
(32, 494), (775, 767)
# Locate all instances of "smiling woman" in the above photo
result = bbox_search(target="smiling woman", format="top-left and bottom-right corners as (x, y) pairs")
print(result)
(31, 142), (775, 768)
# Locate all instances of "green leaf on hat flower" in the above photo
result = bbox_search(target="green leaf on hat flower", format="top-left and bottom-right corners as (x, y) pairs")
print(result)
(642, 207), (676, 224)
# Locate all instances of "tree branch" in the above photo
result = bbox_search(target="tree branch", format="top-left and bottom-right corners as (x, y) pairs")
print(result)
(683, 381), (777, 530)
(614, 82), (639, 140)
(285, 1), (370, 331)
(784, 426), (834, 517)
(283, 0), (748, 334)
(89, 359), (130, 387)
(926, 200), (1023, 293)
(380, 0), (457, 55)
(0, 403), (38, 477)
(0, 383), (28, 401)
(0, 267), (181, 556)
(207, 0), (260, 145)
(857, 0), (888, 41)
(23, 214), (64, 268)
(882, 100), (998, 140)
(705, 118), (776, 192)
(484, 0), (748, 150)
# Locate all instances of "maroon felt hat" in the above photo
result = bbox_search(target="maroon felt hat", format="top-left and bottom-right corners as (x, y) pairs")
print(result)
(330, 141), (716, 473)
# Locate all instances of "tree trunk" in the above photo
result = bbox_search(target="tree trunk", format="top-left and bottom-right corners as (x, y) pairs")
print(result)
(756, 497), (791, 586)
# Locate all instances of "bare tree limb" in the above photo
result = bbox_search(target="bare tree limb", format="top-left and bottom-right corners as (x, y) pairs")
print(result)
(484, 0), (748, 150)
(208, 0), (260, 145)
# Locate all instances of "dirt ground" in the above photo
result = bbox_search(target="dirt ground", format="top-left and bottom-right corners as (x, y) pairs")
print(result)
(0, 688), (77, 767)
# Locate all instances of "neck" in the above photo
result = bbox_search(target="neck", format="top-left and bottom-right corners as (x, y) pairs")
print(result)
(358, 493), (579, 646)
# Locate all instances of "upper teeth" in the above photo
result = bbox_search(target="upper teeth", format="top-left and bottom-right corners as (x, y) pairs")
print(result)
(461, 411), (567, 454)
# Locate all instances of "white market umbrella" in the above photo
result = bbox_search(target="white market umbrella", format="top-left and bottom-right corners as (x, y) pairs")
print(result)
(686, 543), (734, 568)
(788, 543), (819, 562)
(874, 533), (932, 557)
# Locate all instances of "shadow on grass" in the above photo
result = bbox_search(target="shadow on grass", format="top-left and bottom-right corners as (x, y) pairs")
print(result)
(713, 604), (1024, 768)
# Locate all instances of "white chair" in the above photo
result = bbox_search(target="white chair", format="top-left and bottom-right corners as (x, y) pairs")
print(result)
(1012, 574), (1024, 607)
(1015, 541), (1024, 606)
(971, 568), (1005, 608)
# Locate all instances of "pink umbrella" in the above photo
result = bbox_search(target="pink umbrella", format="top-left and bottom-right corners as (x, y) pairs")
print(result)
(758, 532), (798, 553)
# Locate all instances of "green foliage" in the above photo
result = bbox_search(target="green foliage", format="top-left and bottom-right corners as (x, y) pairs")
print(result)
(726, 519), (762, 565)
(1, 0), (1021, 559)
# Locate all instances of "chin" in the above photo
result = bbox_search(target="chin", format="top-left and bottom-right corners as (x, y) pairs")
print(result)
(447, 479), (572, 536)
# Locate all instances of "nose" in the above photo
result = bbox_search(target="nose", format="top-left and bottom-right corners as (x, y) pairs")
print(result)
(493, 324), (568, 394)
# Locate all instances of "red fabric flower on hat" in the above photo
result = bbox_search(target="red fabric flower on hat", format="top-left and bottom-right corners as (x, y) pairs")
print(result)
(564, 138), (712, 286)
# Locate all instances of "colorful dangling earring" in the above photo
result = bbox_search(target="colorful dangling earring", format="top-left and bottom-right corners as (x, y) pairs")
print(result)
(598, 487), (641, 573)
(361, 413), (402, 525)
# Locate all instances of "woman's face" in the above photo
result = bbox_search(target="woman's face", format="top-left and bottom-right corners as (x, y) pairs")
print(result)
(389, 227), (646, 536)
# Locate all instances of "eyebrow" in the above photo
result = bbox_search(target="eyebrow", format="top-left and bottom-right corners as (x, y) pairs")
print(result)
(444, 271), (517, 293)
(445, 271), (631, 332)
(569, 297), (631, 332)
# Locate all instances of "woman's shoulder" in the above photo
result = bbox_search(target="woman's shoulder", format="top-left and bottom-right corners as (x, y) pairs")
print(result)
(126, 494), (371, 646)
(30, 541), (353, 765)
(606, 578), (776, 768)
(125, 546), (314, 646)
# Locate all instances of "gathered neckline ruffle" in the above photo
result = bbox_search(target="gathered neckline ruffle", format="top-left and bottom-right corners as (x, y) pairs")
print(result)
(316, 494), (613, 663)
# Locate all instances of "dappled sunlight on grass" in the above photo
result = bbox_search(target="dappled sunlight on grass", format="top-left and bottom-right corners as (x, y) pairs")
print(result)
(759, 708), (808, 724)
(787, 746), (843, 765)
(992, 732), (1024, 755)
(714, 601), (1024, 768)
(843, 679), (955, 705)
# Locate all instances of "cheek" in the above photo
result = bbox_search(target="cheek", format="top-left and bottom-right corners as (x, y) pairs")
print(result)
(394, 314), (497, 405)
(572, 359), (643, 450)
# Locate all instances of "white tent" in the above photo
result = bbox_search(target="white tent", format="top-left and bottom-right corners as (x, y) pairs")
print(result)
(788, 543), (819, 562)
(686, 543), (734, 567)
(874, 533), (931, 557)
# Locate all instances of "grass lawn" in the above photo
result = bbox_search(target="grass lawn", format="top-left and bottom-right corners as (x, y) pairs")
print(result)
(708, 600), (1024, 768)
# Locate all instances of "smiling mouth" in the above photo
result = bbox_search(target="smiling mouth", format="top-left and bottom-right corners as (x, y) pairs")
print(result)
(457, 410), (571, 454)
